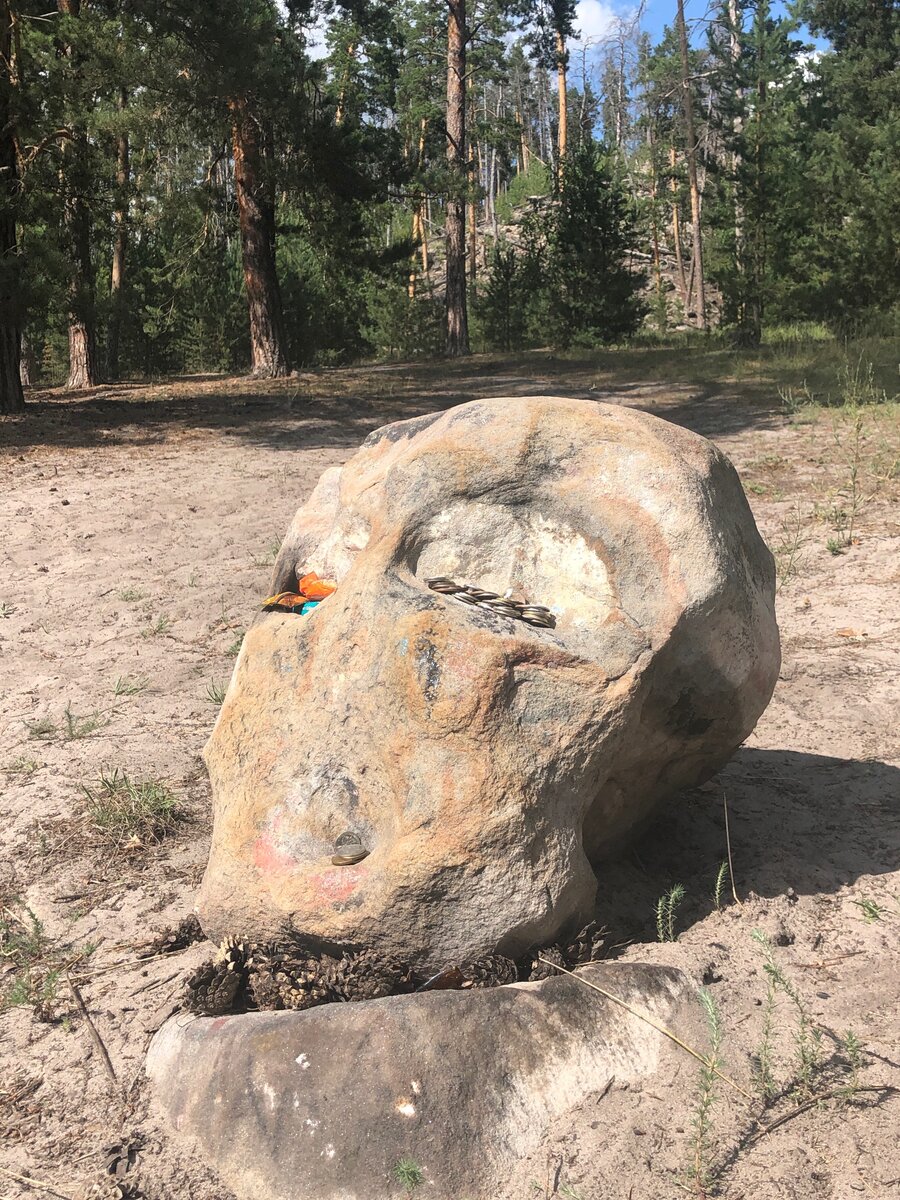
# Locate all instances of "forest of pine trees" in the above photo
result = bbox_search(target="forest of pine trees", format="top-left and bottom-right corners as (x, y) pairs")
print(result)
(0, 0), (897, 411)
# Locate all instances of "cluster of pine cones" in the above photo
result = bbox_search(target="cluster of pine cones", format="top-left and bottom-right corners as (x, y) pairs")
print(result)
(183, 921), (607, 1018)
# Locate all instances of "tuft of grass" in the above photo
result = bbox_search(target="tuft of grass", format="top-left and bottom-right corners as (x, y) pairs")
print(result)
(0, 600), (16, 618)
(80, 768), (180, 848)
(851, 897), (883, 923)
(226, 631), (245, 658)
(655, 883), (685, 943)
(63, 703), (105, 741)
(5, 756), (41, 775)
(142, 614), (171, 638)
(205, 679), (227, 704)
(392, 1159), (425, 1194)
(826, 537), (845, 556)
(26, 716), (57, 741)
(119, 587), (148, 602)
(114, 674), (149, 697)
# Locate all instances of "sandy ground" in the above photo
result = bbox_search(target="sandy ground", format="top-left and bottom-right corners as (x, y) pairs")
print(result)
(1, 355), (898, 1200)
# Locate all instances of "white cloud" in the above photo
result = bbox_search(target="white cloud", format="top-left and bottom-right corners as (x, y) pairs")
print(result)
(573, 0), (619, 44)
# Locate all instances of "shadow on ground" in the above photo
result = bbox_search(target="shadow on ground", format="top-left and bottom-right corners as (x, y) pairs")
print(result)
(597, 748), (900, 946)
(2, 350), (784, 455)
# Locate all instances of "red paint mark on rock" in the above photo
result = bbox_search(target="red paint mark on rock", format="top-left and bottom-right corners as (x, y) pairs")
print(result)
(309, 865), (368, 904)
(252, 834), (295, 874)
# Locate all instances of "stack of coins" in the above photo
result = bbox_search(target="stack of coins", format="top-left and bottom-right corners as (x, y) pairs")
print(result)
(425, 577), (556, 629)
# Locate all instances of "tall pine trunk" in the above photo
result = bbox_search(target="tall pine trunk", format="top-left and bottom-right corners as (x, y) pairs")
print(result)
(107, 88), (129, 381)
(0, 0), (24, 412)
(445, 0), (470, 356)
(59, 0), (100, 389)
(230, 97), (290, 378)
(676, 0), (707, 330)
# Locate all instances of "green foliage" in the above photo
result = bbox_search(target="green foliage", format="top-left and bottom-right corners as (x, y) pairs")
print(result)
(524, 143), (647, 347)
(494, 161), (551, 225)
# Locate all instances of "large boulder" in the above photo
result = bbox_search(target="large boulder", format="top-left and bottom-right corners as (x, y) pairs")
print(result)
(198, 397), (779, 968)
(147, 963), (701, 1200)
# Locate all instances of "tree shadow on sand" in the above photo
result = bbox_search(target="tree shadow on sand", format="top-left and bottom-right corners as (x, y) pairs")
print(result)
(596, 748), (900, 946)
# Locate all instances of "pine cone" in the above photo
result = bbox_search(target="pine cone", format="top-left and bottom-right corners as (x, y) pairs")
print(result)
(459, 954), (518, 988)
(183, 959), (244, 1016)
(215, 935), (252, 971)
(277, 956), (337, 1010)
(564, 921), (608, 966)
(325, 949), (412, 1002)
(246, 944), (287, 1011)
(526, 944), (566, 981)
(145, 914), (204, 957)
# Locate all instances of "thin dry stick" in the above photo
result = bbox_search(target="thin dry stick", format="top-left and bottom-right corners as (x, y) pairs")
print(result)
(0, 1164), (74, 1200)
(538, 958), (753, 1101)
(749, 1084), (899, 1143)
(66, 975), (119, 1089)
(723, 793), (742, 906)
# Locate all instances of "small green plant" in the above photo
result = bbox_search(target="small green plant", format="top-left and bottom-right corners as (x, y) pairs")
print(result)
(773, 502), (806, 592)
(226, 632), (245, 658)
(655, 883), (685, 942)
(687, 987), (724, 1194)
(26, 716), (57, 741)
(712, 862), (729, 911)
(80, 768), (180, 847)
(838, 1029), (864, 1098)
(143, 614), (171, 638)
(752, 930), (822, 1099)
(63, 703), (105, 740)
(5, 756), (40, 775)
(852, 897), (883, 923)
(114, 674), (149, 697)
(0, 600), (16, 618)
(1, 903), (51, 1012)
(119, 587), (148, 602)
(392, 1159), (425, 1194)
(826, 536), (845, 555)
(206, 679), (227, 704)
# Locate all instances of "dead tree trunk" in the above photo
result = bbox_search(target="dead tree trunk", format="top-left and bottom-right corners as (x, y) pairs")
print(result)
(445, 0), (470, 356)
(0, 0), (24, 412)
(107, 88), (129, 381)
(230, 97), (290, 377)
(669, 145), (689, 310)
(676, 0), (707, 330)
(555, 30), (568, 177)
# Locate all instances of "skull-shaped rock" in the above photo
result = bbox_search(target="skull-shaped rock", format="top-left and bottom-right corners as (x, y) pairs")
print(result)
(198, 398), (779, 970)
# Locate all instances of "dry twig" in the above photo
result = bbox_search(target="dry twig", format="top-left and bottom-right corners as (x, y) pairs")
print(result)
(0, 1164), (74, 1199)
(66, 975), (119, 1090)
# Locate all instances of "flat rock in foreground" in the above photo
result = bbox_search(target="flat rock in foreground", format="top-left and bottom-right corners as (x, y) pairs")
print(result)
(147, 962), (700, 1200)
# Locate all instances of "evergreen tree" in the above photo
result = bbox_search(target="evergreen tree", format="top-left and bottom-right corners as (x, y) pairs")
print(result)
(522, 140), (646, 346)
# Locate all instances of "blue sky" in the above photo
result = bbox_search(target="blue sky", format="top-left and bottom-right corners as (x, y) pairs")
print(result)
(572, 0), (821, 48)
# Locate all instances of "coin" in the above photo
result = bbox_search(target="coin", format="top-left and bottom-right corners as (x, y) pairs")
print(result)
(332, 831), (369, 866)
(332, 849), (369, 866)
